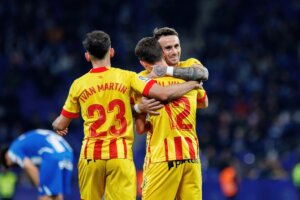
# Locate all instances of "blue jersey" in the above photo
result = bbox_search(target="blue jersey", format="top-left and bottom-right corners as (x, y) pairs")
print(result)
(8, 129), (73, 168)
(8, 129), (74, 196)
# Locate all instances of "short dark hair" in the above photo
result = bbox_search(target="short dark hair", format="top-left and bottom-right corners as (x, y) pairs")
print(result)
(0, 145), (9, 169)
(153, 27), (179, 40)
(82, 30), (111, 59)
(135, 37), (163, 65)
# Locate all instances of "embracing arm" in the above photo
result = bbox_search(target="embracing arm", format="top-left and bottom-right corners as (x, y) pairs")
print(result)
(148, 65), (209, 81)
(173, 66), (208, 81)
(135, 113), (152, 134)
(148, 80), (201, 102)
(197, 95), (209, 109)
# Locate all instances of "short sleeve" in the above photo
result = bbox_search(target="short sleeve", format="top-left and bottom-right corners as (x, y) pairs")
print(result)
(61, 81), (80, 118)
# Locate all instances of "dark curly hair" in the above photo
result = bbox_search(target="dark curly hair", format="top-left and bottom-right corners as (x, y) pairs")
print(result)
(82, 30), (111, 59)
(135, 37), (163, 64)
(153, 27), (179, 40)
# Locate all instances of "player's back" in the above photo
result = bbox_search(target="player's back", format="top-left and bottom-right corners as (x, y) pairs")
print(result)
(146, 76), (199, 163)
(71, 66), (153, 160)
(74, 67), (138, 139)
(10, 129), (72, 155)
(8, 129), (73, 166)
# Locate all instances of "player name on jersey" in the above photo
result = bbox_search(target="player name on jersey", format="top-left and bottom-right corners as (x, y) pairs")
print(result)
(156, 80), (181, 86)
(80, 82), (128, 102)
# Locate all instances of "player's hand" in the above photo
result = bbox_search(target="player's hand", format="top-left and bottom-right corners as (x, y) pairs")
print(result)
(139, 97), (164, 115)
(191, 81), (204, 89)
(197, 81), (204, 89)
(55, 128), (68, 136)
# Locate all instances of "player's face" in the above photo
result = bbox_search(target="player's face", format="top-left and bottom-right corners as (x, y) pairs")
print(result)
(158, 35), (181, 66)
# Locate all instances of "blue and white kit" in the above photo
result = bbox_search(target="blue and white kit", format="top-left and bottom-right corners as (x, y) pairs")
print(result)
(8, 129), (74, 196)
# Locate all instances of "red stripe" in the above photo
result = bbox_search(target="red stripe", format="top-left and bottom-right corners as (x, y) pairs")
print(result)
(197, 92), (207, 103)
(109, 139), (118, 159)
(90, 66), (109, 73)
(148, 133), (154, 163)
(93, 140), (103, 159)
(122, 138), (127, 158)
(185, 137), (196, 159)
(174, 137), (183, 160)
(142, 80), (156, 96)
(84, 138), (89, 159)
(164, 139), (169, 161)
(147, 132), (154, 153)
(61, 109), (79, 118)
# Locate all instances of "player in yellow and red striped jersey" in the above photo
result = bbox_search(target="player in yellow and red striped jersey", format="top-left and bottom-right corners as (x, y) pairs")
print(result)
(134, 37), (208, 200)
(134, 27), (207, 115)
(52, 30), (203, 200)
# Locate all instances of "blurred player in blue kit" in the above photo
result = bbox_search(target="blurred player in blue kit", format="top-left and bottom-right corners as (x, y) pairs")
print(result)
(0, 129), (74, 200)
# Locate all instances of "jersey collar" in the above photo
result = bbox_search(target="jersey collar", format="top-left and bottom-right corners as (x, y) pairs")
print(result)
(90, 66), (109, 73)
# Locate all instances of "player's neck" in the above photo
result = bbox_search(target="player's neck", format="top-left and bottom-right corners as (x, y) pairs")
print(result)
(92, 59), (111, 68)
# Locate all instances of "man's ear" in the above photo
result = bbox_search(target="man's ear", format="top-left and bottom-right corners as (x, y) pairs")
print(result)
(85, 52), (91, 62)
(140, 60), (146, 68)
(140, 60), (152, 72)
(110, 48), (115, 58)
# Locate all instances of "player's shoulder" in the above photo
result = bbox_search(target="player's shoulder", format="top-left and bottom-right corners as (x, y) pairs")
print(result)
(138, 70), (149, 77)
(110, 66), (137, 76)
(73, 70), (92, 83)
(74, 67), (127, 82)
(178, 58), (202, 67)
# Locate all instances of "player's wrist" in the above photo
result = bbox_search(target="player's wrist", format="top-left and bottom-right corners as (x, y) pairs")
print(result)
(134, 104), (142, 114)
(166, 66), (174, 76)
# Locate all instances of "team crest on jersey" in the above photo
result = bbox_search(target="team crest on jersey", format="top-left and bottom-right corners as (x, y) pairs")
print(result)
(138, 76), (150, 82)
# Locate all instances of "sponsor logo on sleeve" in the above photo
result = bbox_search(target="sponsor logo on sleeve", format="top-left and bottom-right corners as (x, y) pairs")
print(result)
(138, 76), (150, 83)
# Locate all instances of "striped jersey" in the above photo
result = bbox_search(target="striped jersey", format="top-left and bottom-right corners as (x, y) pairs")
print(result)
(178, 58), (207, 107)
(135, 58), (207, 163)
(61, 66), (155, 160)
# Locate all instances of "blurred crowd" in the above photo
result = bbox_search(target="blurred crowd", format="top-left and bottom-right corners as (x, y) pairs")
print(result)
(0, 0), (300, 193)
(198, 0), (300, 181)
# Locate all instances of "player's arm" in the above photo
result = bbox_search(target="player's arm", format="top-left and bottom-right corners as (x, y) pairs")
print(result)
(147, 80), (201, 101)
(191, 63), (204, 68)
(197, 87), (209, 109)
(148, 65), (209, 81)
(23, 157), (39, 187)
(52, 115), (72, 136)
(197, 95), (208, 109)
(135, 113), (152, 134)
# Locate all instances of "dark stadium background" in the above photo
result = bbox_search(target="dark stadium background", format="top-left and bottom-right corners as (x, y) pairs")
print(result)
(0, 0), (300, 199)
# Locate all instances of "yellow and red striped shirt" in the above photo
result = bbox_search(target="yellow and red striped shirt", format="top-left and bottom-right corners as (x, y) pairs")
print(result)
(61, 66), (155, 160)
(144, 76), (206, 163)
(135, 58), (207, 163)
